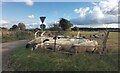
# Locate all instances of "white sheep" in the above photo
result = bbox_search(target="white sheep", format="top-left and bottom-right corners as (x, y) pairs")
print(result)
(70, 40), (98, 54)
(44, 43), (62, 51)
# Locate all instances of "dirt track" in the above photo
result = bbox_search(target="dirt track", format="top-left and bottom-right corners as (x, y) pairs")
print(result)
(2, 40), (29, 71)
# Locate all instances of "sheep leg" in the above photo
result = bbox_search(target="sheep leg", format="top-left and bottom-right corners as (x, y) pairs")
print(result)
(75, 48), (78, 55)
(31, 43), (41, 51)
(92, 47), (96, 53)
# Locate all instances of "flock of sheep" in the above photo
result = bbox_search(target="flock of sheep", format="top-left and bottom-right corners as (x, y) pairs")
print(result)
(26, 31), (99, 54)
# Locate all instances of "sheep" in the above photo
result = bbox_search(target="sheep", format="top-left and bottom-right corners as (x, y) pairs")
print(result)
(43, 43), (62, 51)
(26, 43), (38, 51)
(58, 44), (73, 52)
(69, 40), (98, 54)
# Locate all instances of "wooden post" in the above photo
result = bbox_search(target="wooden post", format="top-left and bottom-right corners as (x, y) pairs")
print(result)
(102, 31), (109, 52)
(53, 35), (57, 52)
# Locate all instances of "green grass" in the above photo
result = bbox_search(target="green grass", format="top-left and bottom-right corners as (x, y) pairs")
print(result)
(9, 48), (118, 71)
(2, 31), (34, 43)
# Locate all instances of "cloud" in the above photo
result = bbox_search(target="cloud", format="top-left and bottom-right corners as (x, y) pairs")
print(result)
(25, 22), (39, 29)
(25, 0), (33, 6)
(74, 23), (118, 28)
(99, 0), (119, 15)
(71, 15), (118, 25)
(26, 22), (49, 29)
(71, 0), (119, 28)
(0, 20), (20, 28)
(0, 20), (9, 24)
(0, 20), (19, 28)
(74, 7), (90, 17)
(13, 0), (34, 6)
(0, 19), (39, 29)
(32, 23), (38, 25)
(92, 2), (97, 6)
(27, 15), (34, 19)
(0, 20), (10, 28)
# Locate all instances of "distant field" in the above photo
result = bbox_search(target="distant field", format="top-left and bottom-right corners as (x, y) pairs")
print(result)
(9, 31), (119, 71)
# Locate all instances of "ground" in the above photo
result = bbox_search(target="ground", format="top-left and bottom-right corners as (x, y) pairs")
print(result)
(2, 40), (29, 71)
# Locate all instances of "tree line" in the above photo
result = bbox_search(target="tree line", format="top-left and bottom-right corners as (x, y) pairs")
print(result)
(1, 18), (119, 32)
(10, 22), (26, 31)
(1, 18), (73, 32)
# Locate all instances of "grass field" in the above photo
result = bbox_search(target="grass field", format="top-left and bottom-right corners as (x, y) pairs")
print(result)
(9, 31), (119, 71)
(2, 31), (34, 43)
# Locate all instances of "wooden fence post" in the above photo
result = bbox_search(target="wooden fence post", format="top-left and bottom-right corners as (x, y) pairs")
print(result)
(102, 31), (109, 53)
(53, 35), (57, 52)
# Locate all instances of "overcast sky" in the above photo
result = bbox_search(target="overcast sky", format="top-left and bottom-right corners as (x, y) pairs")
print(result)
(0, 0), (120, 29)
